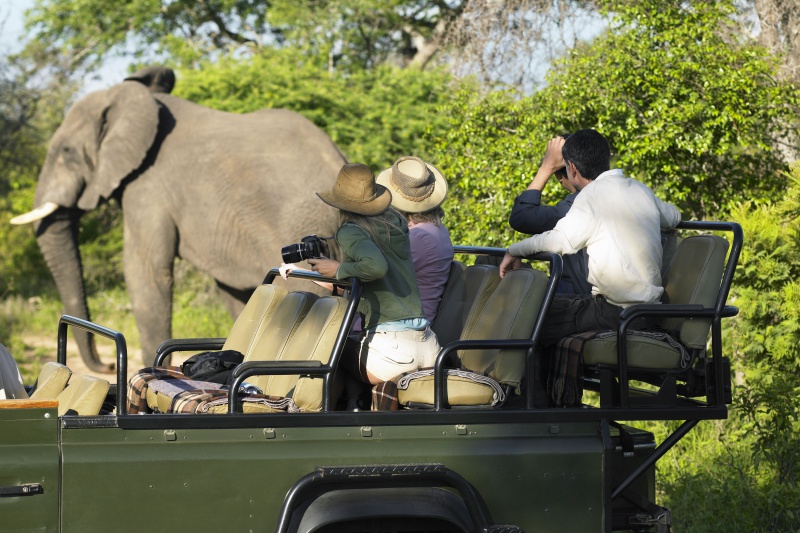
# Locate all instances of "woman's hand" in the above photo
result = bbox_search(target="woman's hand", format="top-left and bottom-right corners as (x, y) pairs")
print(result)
(279, 263), (297, 280)
(307, 258), (340, 278)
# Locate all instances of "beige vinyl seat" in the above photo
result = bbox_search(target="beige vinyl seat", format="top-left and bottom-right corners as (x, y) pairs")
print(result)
(143, 290), (319, 413)
(221, 284), (289, 357)
(56, 375), (111, 416)
(571, 234), (731, 407)
(160, 295), (349, 414)
(29, 361), (73, 400)
(431, 262), (501, 347)
(398, 267), (550, 409)
(31, 362), (109, 416)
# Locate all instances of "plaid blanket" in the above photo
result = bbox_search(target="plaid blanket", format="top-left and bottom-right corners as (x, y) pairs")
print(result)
(371, 368), (506, 411)
(156, 378), (299, 414)
(127, 366), (188, 414)
(548, 332), (599, 407)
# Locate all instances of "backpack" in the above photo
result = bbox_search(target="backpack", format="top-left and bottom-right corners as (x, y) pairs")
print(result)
(180, 350), (244, 385)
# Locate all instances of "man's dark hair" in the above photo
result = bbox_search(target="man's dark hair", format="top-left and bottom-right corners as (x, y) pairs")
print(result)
(561, 129), (610, 181)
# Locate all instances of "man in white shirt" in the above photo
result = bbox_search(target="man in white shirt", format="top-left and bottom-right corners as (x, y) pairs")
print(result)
(499, 129), (681, 346)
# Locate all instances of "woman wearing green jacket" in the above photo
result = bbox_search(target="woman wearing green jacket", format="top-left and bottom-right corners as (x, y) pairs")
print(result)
(309, 163), (440, 386)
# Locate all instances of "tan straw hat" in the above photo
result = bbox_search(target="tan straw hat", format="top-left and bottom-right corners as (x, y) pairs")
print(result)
(376, 156), (448, 214)
(316, 163), (392, 216)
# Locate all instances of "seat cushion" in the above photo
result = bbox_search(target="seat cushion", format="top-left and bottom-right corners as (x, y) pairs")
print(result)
(29, 361), (73, 400)
(147, 379), (299, 414)
(582, 333), (685, 369)
(396, 369), (504, 407)
(57, 375), (110, 416)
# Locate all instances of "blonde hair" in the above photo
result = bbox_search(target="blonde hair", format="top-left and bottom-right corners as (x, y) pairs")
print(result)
(338, 207), (405, 246)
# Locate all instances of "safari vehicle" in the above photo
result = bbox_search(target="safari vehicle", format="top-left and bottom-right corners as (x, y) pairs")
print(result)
(0, 220), (741, 533)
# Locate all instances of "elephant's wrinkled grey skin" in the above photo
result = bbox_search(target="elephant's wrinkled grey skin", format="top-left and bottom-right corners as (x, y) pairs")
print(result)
(15, 67), (344, 369)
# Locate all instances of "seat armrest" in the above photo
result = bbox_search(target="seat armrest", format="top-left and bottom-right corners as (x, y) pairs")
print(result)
(154, 338), (227, 365)
(228, 360), (328, 414)
(433, 339), (535, 410)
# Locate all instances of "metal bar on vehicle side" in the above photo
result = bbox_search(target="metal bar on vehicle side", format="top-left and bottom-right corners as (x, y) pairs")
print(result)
(154, 338), (226, 366)
(611, 419), (699, 500)
(58, 315), (128, 416)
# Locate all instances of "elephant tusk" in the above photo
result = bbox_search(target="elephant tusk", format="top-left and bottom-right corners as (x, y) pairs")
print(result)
(9, 202), (61, 225)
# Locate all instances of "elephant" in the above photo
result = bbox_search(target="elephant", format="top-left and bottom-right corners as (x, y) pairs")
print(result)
(11, 67), (345, 370)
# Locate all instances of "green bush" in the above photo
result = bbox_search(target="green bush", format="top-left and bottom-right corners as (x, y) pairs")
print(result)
(174, 49), (459, 171)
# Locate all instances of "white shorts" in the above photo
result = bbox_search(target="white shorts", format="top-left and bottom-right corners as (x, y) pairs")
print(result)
(358, 327), (441, 382)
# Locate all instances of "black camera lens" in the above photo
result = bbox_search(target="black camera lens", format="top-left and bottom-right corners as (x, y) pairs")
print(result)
(281, 235), (325, 264)
(281, 244), (305, 264)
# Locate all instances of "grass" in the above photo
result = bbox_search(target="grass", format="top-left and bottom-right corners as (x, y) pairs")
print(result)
(0, 261), (233, 380)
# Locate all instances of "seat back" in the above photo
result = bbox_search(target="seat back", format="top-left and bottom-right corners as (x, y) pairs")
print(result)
(245, 291), (320, 382)
(431, 262), (500, 347)
(29, 361), (73, 400)
(0, 343), (28, 400)
(56, 374), (110, 416)
(222, 285), (288, 357)
(459, 268), (550, 389)
(659, 235), (728, 349)
(263, 296), (349, 411)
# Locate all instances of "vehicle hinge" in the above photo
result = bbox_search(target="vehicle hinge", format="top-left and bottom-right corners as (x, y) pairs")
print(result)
(484, 525), (524, 533)
(628, 508), (673, 533)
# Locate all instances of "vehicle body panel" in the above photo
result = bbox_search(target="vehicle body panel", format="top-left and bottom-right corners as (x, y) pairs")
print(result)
(0, 405), (59, 532)
(57, 420), (606, 531)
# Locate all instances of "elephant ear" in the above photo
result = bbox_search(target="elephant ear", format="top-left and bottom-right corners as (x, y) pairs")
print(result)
(124, 66), (175, 94)
(77, 81), (160, 211)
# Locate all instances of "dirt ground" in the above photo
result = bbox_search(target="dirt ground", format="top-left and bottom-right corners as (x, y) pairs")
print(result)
(20, 334), (171, 383)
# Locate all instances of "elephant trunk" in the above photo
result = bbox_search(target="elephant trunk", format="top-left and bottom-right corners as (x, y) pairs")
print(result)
(35, 210), (115, 373)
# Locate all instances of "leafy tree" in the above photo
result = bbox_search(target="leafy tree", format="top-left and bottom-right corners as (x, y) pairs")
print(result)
(174, 48), (458, 169)
(24, 0), (603, 89)
(722, 166), (800, 530)
(430, 0), (799, 249)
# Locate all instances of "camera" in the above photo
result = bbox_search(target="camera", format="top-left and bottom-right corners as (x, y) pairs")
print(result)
(281, 235), (326, 264)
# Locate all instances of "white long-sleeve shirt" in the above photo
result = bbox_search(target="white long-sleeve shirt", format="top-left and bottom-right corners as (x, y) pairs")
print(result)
(508, 169), (681, 307)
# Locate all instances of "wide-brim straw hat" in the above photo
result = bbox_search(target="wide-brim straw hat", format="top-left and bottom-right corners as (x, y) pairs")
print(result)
(317, 163), (392, 216)
(376, 156), (448, 214)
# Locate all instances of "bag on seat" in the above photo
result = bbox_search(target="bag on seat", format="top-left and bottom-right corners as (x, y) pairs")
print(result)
(179, 350), (245, 385)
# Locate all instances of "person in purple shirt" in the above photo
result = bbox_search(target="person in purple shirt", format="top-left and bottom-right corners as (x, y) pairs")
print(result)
(377, 156), (454, 323)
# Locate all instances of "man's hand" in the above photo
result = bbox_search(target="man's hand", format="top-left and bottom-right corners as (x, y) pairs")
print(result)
(499, 251), (522, 279)
(527, 136), (567, 191)
(307, 258), (340, 278)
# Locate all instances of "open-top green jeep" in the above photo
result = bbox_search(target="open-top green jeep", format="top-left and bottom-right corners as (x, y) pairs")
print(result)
(0, 220), (741, 532)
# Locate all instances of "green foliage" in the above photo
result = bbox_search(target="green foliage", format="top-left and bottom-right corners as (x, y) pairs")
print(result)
(428, 0), (797, 251)
(720, 166), (800, 528)
(26, 0), (270, 68)
(26, 0), (460, 71)
(535, 0), (799, 218)
(430, 87), (551, 247)
(174, 49), (458, 170)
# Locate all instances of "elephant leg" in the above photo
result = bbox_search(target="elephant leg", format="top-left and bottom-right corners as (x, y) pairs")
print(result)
(123, 218), (177, 366)
(215, 281), (253, 319)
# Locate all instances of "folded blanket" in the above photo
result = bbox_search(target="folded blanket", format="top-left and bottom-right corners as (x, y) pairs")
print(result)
(127, 366), (187, 414)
